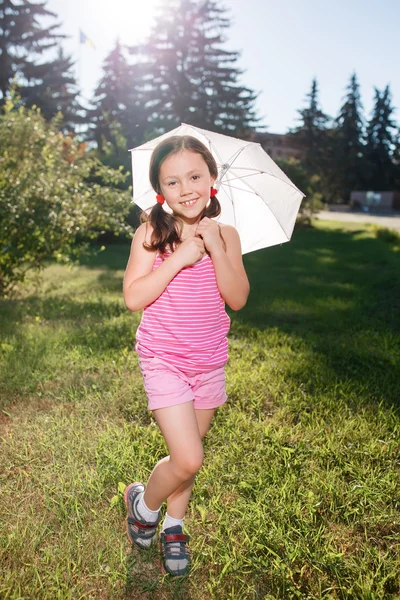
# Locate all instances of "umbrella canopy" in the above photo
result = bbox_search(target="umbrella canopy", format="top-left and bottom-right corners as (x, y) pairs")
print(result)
(129, 123), (305, 254)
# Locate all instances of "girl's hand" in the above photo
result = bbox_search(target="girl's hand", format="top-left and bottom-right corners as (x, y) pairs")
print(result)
(195, 218), (224, 255)
(174, 236), (206, 269)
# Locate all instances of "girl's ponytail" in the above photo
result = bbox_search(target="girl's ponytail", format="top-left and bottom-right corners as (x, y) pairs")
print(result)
(202, 195), (226, 251)
(141, 203), (181, 255)
(202, 196), (221, 220)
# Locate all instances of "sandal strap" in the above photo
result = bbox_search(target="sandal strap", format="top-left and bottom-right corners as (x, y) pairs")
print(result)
(127, 517), (157, 530)
(163, 533), (190, 543)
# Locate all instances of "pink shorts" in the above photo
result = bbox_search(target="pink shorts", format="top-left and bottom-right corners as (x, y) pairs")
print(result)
(138, 356), (227, 411)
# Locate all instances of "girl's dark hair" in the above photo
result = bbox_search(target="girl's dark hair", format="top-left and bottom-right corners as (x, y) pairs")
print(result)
(141, 135), (221, 254)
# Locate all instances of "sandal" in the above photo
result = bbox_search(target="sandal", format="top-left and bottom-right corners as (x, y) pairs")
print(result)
(124, 482), (161, 550)
(160, 525), (191, 576)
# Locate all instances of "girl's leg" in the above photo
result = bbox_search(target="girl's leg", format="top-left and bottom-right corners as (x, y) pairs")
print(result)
(165, 408), (216, 519)
(143, 402), (207, 511)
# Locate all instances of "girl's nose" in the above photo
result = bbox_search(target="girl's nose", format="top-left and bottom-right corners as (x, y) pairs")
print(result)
(180, 185), (192, 197)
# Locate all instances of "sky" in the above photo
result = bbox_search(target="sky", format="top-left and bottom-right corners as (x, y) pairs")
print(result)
(45, 0), (400, 134)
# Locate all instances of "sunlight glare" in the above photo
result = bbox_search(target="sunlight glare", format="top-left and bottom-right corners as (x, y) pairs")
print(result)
(94, 0), (162, 45)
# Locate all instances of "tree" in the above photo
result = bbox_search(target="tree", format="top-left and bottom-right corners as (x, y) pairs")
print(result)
(127, 0), (260, 137)
(89, 40), (149, 153)
(0, 94), (131, 297)
(21, 46), (83, 130)
(334, 72), (366, 202)
(364, 85), (397, 190)
(0, 0), (82, 126)
(290, 78), (331, 172)
(276, 157), (323, 225)
(288, 77), (336, 201)
(392, 129), (400, 190)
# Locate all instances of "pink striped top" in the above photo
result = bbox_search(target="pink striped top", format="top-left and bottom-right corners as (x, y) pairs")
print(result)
(135, 252), (230, 373)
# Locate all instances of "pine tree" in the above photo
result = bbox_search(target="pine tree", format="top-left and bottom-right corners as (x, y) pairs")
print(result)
(88, 40), (151, 166)
(392, 129), (400, 190)
(334, 72), (366, 202)
(290, 78), (331, 172)
(127, 0), (260, 137)
(365, 85), (397, 190)
(0, 0), (81, 126)
(20, 46), (83, 130)
(1, 0), (61, 98)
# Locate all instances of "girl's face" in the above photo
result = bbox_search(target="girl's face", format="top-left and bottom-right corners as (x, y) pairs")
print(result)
(159, 149), (215, 224)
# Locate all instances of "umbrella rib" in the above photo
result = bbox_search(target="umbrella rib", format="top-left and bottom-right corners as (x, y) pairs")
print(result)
(220, 176), (237, 227)
(221, 166), (265, 171)
(191, 125), (226, 166)
(225, 147), (304, 195)
(223, 170), (303, 195)
(221, 181), (290, 242)
(223, 173), (264, 183)
(221, 183), (260, 195)
(222, 144), (252, 172)
(222, 169), (296, 242)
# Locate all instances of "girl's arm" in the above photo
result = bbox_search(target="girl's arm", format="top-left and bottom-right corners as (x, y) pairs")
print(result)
(123, 223), (205, 312)
(196, 218), (250, 311)
(211, 224), (250, 310)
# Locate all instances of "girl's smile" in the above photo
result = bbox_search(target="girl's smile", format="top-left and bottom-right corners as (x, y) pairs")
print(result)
(180, 198), (199, 208)
(159, 149), (215, 223)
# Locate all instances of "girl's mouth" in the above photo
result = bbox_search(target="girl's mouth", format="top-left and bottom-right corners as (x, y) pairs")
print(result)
(180, 198), (198, 208)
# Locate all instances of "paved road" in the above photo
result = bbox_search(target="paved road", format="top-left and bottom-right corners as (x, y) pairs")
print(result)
(315, 210), (400, 232)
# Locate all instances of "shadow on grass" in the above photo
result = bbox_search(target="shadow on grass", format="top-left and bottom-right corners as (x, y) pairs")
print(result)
(124, 545), (193, 600)
(77, 243), (131, 270)
(1, 225), (399, 411)
(0, 295), (132, 352)
(237, 225), (400, 410)
(241, 225), (399, 331)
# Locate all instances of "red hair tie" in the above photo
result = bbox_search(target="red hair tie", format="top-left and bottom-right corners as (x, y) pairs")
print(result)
(210, 187), (218, 198)
(156, 194), (165, 205)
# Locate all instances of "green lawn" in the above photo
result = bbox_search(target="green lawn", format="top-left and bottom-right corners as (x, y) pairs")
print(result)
(1, 220), (399, 600)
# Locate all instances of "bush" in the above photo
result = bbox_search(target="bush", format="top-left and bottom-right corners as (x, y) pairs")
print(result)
(371, 225), (400, 246)
(276, 157), (323, 226)
(0, 95), (132, 297)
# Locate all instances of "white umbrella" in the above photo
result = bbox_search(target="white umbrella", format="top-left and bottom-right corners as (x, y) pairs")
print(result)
(129, 123), (305, 254)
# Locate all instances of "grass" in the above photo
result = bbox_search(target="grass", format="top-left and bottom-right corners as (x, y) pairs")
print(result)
(370, 225), (400, 248)
(0, 219), (399, 599)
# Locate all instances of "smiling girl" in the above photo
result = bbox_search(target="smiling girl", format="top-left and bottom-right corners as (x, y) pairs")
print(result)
(122, 135), (250, 576)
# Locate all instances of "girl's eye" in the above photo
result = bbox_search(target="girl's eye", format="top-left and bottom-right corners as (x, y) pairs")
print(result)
(192, 175), (200, 180)
(168, 181), (177, 186)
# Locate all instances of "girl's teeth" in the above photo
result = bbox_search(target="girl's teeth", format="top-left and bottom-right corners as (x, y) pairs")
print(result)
(183, 199), (196, 206)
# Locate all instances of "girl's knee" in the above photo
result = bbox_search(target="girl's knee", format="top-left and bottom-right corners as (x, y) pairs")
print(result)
(173, 447), (204, 479)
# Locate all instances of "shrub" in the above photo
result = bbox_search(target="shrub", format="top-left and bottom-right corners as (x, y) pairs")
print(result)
(371, 225), (400, 246)
(276, 157), (323, 226)
(0, 95), (132, 297)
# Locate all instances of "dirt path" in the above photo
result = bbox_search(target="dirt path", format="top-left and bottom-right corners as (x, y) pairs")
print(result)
(315, 210), (400, 232)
